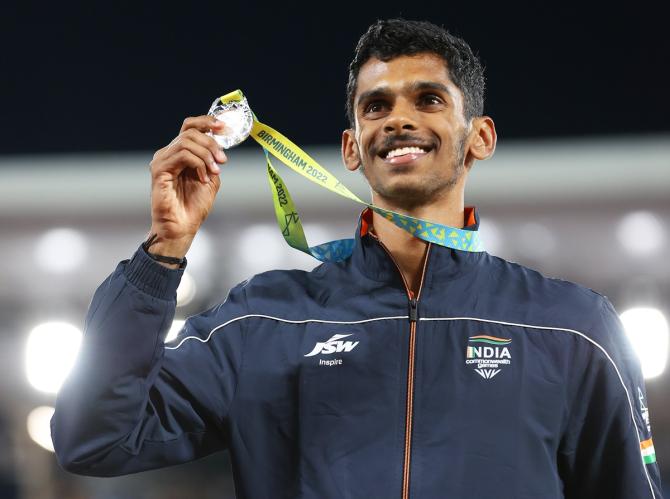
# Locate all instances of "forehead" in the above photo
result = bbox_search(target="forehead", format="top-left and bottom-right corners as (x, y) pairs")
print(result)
(355, 53), (458, 99)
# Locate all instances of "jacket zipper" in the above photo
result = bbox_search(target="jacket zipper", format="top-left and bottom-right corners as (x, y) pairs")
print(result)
(370, 232), (431, 499)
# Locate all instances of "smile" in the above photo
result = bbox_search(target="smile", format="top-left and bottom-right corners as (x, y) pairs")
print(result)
(382, 146), (430, 165)
(385, 146), (427, 159)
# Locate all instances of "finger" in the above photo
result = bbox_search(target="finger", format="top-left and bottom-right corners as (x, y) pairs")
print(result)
(151, 137), (214, 181)
(152, 145), (168, 163)
(180, 115), (227, 134)
(182, 128), (227, 165)
(168, 136), (222, 176)
(210, 170), (222, 191)
(166, 149), (210, 184)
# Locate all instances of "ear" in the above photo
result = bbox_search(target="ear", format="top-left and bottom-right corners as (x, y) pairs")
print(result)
(341, 129), (362, 172)
(464, 116), (497, 168)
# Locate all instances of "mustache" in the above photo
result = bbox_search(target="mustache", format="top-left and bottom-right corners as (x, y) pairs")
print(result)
(371, 134), (436, 156)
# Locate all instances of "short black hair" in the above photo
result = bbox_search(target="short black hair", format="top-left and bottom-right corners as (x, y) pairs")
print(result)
(346, 19), (485, 127)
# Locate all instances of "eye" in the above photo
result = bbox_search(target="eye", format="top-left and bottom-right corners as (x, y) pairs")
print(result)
(363, 100), (389, 115)
(418, 94), (444, 107)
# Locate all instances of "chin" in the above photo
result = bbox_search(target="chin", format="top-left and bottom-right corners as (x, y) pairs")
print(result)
(373, 182), (434, 206)
(374, 173), (462, 205)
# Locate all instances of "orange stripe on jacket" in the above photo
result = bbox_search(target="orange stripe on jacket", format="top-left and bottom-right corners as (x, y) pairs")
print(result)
(641, 438), (654, 449)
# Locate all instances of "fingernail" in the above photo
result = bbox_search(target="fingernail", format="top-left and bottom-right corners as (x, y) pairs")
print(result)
(211, 162), (220, 173)
(216, 152), (227, 162)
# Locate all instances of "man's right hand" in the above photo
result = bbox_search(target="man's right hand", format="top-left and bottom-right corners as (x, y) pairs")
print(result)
(146, 115), (228, 262)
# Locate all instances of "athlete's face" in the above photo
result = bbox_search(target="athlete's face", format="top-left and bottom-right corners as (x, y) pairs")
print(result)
(342, 53), (495, 208)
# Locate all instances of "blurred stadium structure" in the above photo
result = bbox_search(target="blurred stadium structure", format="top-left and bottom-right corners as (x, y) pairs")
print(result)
(0, 134), (668, 498)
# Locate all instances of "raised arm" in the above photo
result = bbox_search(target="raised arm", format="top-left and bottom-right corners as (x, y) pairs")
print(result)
(51, 115), (246, 476)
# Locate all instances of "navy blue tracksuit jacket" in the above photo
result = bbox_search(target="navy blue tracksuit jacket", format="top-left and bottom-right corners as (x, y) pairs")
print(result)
(52, 208), (664, 498)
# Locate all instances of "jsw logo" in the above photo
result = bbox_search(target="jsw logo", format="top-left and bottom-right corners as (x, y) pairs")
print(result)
(304, 334), (359, 357)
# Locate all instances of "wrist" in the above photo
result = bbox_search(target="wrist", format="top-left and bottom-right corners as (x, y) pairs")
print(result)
(144, 231), (194, 259)
(142, 232), (193, 269)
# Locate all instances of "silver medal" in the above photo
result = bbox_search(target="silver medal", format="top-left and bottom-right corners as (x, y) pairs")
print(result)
(207, 95), (254, 149)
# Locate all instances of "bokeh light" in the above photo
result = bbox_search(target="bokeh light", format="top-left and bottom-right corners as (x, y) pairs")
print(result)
(26, 406), (55, 452)
(165, 319), (186, 343)
(617, 211), (666, 257)
(620, 307), (669, 379)
(25, 322), (82, 393)
(176, 272), (197, 307)
(34, 228), (88, 273)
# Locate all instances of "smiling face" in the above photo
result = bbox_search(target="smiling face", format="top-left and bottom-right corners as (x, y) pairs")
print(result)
(342, 53), (477, 210)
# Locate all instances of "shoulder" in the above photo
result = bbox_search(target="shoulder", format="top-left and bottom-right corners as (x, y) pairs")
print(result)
(481, 252), (616, 340)
(233, 262), (334, 312)
(239, 262), (328, 292)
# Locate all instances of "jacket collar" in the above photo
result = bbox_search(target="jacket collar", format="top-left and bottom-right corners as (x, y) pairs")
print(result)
(350, 207), (486, 288)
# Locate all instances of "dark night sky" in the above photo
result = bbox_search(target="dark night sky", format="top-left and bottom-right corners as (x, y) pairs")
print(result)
(2, 1), (668, 155)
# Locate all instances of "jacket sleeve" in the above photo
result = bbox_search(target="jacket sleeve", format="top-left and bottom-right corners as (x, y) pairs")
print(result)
(51, 246), (247, 476)
(558, 297), (664, 499)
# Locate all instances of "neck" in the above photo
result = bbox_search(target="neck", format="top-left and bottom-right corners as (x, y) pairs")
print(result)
(369, 189), (466, 296)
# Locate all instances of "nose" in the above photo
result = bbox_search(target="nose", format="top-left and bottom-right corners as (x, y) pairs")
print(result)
(383, 100), (418, 134)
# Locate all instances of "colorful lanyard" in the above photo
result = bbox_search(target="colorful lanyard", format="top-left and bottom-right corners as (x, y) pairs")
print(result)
(214, 90), (484, 262)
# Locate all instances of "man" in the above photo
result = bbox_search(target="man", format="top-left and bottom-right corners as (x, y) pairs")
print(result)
(52, 19), (663, 498)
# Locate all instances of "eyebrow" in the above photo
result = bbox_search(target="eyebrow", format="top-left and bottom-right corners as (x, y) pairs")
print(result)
(410, 81), (452, 96)
(357, 87), (393, 106)
(357, 80), (453, 106)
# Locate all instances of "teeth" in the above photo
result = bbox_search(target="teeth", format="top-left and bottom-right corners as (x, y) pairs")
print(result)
(385, 146), (427, 159)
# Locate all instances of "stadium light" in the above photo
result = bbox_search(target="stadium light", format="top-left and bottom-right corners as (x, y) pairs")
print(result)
(166, 319), (186, 343)
(617, 212), (666, 257)
(176, 272), (197, 307)
(478, 217), (502, 255)
(25, 322), (82, 393)
(620, 307), (669, 379)
(27, 406), (55, 452)
(34, 228), (88, 273)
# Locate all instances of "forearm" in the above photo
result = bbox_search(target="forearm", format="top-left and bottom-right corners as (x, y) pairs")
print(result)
(51, 113), (232, 474)
(51, 247), (182, 472)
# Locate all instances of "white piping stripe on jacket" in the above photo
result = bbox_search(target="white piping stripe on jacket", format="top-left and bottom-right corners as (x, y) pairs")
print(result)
(165, 313), (656, 499)
(165, 314), (408, 350)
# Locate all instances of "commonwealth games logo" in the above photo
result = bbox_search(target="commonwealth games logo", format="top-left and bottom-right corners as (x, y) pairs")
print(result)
(465, 335), (512, 380)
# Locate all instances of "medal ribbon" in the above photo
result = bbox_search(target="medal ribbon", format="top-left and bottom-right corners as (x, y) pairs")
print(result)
(218, 90), (484, 262)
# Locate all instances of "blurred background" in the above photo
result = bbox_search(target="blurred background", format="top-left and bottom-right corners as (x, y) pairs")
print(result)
(1, 1), (668, 498)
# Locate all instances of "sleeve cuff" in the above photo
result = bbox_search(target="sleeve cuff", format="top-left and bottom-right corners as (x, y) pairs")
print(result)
(123, 244), (186, 300)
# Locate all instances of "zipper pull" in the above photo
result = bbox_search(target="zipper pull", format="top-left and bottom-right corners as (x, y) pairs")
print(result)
(409, 298), (418, 323)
